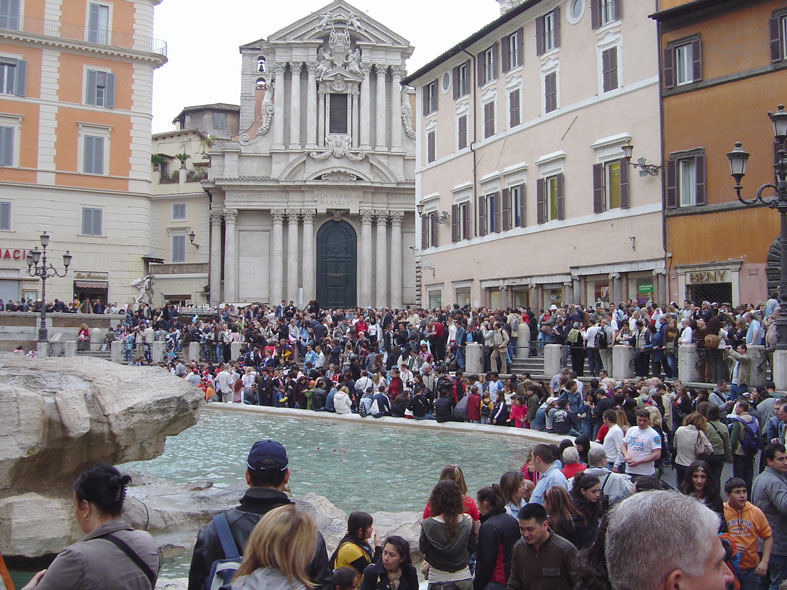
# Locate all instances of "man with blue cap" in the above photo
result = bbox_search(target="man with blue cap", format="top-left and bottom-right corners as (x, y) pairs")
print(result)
(187, 440), (330, 590)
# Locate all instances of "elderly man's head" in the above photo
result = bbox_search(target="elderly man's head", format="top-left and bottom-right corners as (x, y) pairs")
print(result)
(605, 491), (733, 590)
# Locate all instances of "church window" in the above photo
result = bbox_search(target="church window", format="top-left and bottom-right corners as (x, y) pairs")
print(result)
(329, 93), (348, 134)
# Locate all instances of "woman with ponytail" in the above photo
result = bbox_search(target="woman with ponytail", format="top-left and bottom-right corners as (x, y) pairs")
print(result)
(22, 463), (159, 590)
(474, 485), (521, 590)
(331, 511), (381, 585)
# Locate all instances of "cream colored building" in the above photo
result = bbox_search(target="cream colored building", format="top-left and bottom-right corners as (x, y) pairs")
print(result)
(205, 0), (418, 308)
(0, 0), (166, 305)
(403, 0), (666, 310)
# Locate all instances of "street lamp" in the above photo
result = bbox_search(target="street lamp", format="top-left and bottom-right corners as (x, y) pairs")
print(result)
(727, 104), (787, 349)
(26, 231), (72, 344)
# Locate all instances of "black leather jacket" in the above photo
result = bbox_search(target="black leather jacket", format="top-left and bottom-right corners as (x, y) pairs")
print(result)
(187, 487), (330, 590)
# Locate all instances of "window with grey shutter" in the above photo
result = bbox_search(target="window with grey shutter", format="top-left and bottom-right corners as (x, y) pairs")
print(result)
(502, 35), (510, 74)
(0, 0), (20, 30)
(0, 57), (25, 96)
(421, 217), (428, 249)
(172, 203), (186, 220)
(172, 235), (186, 263)
(452, 66), (461, 100)
(544, 72), (557, 113)
(556, 173), (565, 220)
(0, 202), (9, 230)
(770, 10), (787, 62)
(83, 135), (104, 174)
(82, 208), (102, 235)
(501, 188), (511, 231)
(430, 212), (438, 248)
(451, 204), (459, 243)
(662, 45), (675, 89)
(87, 3), (109, 44)
(536, 179), (546, 224)
(427, 130), (436, 163)
(619, 157), (629, 209)
(517, 184), (526, 227)
(536, 14), (545, 56)
(602, 47), (618, 92)
(457, 115), (467, 150)
(461, 202), (470, 239)
(0, 126), (13, 166)
(213, 112), (226, 129)
(86, 70), (115, 107)
(509, 88), (520, 128)
(593, 163), (605, 213)
(665, 158), (677, 209)
(483, 101), (495, 139)
(478, 196), (487, 237)
(694, 153), (706, 206)
(515, 28), (524, 68)
(477, 50), (486, 87)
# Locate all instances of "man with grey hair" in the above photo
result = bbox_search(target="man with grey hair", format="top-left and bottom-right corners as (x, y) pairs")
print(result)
(568, 444), (633, 505)
(605, 491), (734, 590)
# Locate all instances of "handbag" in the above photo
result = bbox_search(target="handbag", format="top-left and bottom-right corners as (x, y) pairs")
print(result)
(695, 430), (712, 462)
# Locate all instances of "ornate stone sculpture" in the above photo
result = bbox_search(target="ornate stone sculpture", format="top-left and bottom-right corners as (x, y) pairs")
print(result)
(401, 89), (416, 140)
(309, 135), (365, 161)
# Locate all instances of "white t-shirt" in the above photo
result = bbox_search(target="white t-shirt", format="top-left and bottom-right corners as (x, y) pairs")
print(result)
(604, 424), (625, 467)
(623, 425), (662, 476)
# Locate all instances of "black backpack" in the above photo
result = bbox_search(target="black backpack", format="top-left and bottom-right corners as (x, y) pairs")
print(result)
(203, 513), (241, 590)
(595, 328), (608, 349)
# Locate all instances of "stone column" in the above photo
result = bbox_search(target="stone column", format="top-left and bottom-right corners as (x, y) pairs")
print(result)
(306, 63), (318, 148)
(391, 66), (403, 151)
(678, 343), (700, 383)
(516, 323), (531, 358)
(375, 65), (387, 151)
(223, 208), (238, 303)
(774, 350), (787, 391)
(110, 340), (122, 363)
(657, 271), (667, 306)
(231, 341), (242, 361)
(302, 210), (315, 303)
(544, 344), (563, 376)
(289, 62), (301, 148)
(351, 88), (360, 148)
(318, 88), (326, 147)
(389, 212), (403, 310)
(270, 210), (284, 305)
(188, 341), (201, 362)
(64, 341), (76, 357)
(273, 64), (285, 149)
(610, 272), (621, 306)
(151, 341), (165, 363)
(563, 282), (572, 305)
(466, 342), (483, 374)
(360, 64), (371, 150)
(375, 211), (388, 307)
(612, 345), (634, 380)
(287, 210), (300, 302)
(209, 210), (223, 306)
(571, 276), (581, 305)
(748, 345), (767, 388)
(360, 210), (373, 307)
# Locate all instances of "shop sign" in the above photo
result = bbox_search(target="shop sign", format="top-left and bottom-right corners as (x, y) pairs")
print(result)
(0, 248), (28, 261)
(73, 271), (109, 281)
(638, 283), (654, 294)
(688, 270), (727, 284)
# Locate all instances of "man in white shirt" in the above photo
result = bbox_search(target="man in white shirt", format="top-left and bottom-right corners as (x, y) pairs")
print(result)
(602, 409), (626, 472)
(214, 364), (233, 403)
(679, 318), (693, 345)
(621, 408), (662, 478)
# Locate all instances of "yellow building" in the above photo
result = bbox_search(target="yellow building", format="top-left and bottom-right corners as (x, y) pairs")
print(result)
(0, 0), (166, 305)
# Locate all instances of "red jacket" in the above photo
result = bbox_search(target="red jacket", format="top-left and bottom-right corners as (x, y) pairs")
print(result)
(467, 393), (481, 421)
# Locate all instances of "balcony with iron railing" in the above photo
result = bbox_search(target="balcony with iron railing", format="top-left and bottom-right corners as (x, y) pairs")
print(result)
(0, 15), (167, 57)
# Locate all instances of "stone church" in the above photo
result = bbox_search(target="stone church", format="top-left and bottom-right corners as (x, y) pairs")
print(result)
(205, 0), (417, 308)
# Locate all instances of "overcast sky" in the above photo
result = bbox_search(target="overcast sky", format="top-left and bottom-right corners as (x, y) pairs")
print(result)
(151, 0), (501, 133)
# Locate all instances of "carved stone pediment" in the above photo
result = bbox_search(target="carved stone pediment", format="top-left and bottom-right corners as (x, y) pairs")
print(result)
(321, 170), (359, 182)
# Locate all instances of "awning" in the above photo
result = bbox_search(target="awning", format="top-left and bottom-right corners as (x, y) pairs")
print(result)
(74, 280), (108, 290)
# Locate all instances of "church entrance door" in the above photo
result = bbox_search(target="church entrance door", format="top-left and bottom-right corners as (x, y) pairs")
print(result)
(316, 220), (357, 308)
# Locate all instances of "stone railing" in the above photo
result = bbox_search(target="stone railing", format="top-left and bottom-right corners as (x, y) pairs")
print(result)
(150, 263), (209, 275)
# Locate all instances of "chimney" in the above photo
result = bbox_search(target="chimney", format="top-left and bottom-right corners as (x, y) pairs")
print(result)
(497, 0), (524, 15)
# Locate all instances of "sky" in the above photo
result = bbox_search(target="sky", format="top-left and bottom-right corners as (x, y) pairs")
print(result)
(151, 0), (502, 133)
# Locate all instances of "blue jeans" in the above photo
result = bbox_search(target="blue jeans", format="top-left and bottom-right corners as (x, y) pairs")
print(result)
(764, 554), (787, 589)
(730, 383), (749, 401)
(483, 582), (506, 590)
(739, 567), (758, 590)
(456, 346), (465, 370)
(415, 413), (436, 421)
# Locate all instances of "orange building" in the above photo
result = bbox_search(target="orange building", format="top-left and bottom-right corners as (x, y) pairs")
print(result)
(652, 0), (787, 306)
(0, 0), (166, 305)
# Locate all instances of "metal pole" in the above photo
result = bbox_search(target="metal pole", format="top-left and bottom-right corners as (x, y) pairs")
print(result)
(779, 144), (787, 350)
(38, 246), (47, 342)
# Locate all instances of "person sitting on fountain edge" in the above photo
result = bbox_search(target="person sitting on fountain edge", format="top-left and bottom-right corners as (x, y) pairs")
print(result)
(187, 439), (331, 590)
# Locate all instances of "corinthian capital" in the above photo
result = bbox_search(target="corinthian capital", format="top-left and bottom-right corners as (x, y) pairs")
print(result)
(209, 210), (223, 225)
(223, 208), (238, 223)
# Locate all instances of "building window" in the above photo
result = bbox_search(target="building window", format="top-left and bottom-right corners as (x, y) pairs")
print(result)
(171, 235), (186, 263)
(601, 46), (618, 92)
(451, 202), (471, 242)
(770, 9), (787, 62)
(483, 100), (495, 139)
(0, 57), (25, 96)
(0, 202), (9, 230)
(0, 0), (20, 30)
(172, 203), (186, 220)
(421, 211), (439, 249)
(329, 93), (348, 134)
(423, 81), (438, 115)
(593, 159), (629, 212)
(592, 0), (620, 28)
(508, 87), (521, 128)
(666, 151), (706, 208)
(87, 3), (110, 45)
(0, 125), (14, 166)
(81, 207), (102, 235)
(663, 35), (702, 89)
(477, 44), (497, 87)
(83, 135), (105, 174)
(536, 8), (560, 55)
(502, 28), (523, 72)
(85, 70), (115, 107)
(453, 61), (469, 99)
(544, 71), (558, 113)
(427, 130), (436, 163)
(510, 184), (525, 228)
(213, 112), (226, 129)
(457, 114), (468, 150)
(487, 193), (499, 233)
(537, 174), (564, 223)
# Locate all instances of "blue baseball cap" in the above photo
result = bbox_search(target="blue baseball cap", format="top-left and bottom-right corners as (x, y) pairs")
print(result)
(247, 440), (288, 472)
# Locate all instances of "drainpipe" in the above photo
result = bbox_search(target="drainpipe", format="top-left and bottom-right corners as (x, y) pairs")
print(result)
(461, 48), (479, 233)
(655, 0), (670, 302)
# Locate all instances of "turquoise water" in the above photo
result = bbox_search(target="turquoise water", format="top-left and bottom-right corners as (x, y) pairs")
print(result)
(123, 411), (534, 513)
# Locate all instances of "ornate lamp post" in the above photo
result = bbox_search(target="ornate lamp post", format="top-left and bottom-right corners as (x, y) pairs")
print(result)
(726, 104), (787, 348)
(25, 232), (72, 343)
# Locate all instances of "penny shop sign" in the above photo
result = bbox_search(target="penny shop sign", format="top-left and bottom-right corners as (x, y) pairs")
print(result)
(688, 270), (727, 284)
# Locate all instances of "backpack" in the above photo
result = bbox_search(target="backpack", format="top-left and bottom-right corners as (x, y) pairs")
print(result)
(595, 328), (609, 349)
(552, 409), (571, 434)
(733, 417), (760, 455)
(203, 513), (241, 590)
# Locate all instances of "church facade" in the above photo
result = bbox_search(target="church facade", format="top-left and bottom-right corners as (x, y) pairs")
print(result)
(205, 0), (418, 309)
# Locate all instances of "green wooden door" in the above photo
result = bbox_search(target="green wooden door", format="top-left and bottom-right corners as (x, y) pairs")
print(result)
(316, 221), (357, 308)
